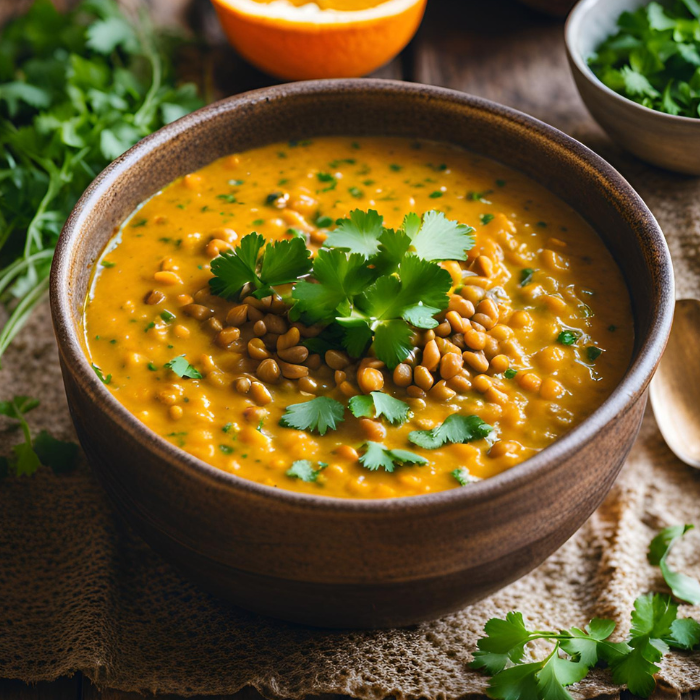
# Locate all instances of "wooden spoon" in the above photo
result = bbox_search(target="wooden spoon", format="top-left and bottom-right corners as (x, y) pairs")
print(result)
(650, 299), (700, 468)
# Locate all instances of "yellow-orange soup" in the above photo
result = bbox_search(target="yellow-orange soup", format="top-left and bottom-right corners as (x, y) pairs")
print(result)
(83, 137), (634, 499)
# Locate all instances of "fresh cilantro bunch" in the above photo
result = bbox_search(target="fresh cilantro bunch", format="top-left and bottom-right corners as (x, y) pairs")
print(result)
(0, 0), (203, 363)
(293, 209), (474, 368)
(0, 395), (78, 477)
(589, 1), (700, 118)
(472, 525), (700, 700)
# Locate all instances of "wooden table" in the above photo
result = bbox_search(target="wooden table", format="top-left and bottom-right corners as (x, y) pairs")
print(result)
(2, 0), (697, 698)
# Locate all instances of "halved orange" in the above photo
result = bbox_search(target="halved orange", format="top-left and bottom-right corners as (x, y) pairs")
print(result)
(211, 0), (427, 80)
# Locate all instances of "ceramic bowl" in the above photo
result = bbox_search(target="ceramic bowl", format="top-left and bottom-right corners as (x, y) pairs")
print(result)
(566, 0), (700, 175)
(51, 79), (674, 629)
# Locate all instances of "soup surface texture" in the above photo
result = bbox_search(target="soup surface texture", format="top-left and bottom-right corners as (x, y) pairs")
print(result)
(83, 137), (634, 499)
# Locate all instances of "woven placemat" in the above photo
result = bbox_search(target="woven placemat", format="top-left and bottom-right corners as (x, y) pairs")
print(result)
(2, 10), (700, 692)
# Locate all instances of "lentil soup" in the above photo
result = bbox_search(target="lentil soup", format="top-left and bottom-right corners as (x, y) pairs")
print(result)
(83, 137), (634, 499)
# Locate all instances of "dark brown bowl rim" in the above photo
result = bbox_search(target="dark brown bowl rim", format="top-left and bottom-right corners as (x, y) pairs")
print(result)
(51, 78), (674, 515)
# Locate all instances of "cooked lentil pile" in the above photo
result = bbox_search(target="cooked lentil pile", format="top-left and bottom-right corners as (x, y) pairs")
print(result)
(83, 137), (634, 498)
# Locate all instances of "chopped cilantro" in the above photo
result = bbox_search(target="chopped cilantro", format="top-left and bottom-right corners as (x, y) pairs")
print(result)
(348, 186), (363, 198)
(228, 179), (244, 186)
(557, 330), (581, 346)
(409, 414), (492, 449)
(219, 444), (234, 455)
(316, 215), (334, 228)
(359, 442), (427, 472)
(429, 190), (443, 198)
(348, 392), (411, 425)
(160, 310), (175, 322)
(286, 227), (307, 240)
(144, 321), (155, 332)
(520, 268), (536, 286)
(452, 467), (474, 486)
(467, 189), (493, 202)
(265, 192), (283, 205)
(480, 213), (495, 225)
(217, 193), (237, 203)
(164, 355), (202, 379)
(131, 218), (148, 228)
(147, 362), (158, 371)
(504, 368), (518, 379)
(389, 163), (403, 171)
(286, 459), (327, 482)
(279, 396), (345, 435)
(167, 431), (187, 447)
(589, 2), (700, 119)
(222, 422), (234, 433)
(101, 260), (116, 268)
(92, 364), (112, 385)
(587, 346), (603, 361)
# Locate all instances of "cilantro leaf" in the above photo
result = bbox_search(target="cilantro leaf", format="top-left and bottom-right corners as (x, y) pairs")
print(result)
(630, 592), (678, 640)
(407, 209), (475, 261)
(452, 467), (474, 486)
(165, 355), (202, 379)
(92, 364), (112, 385)
(608, 639), (662, 698)
(409, 414), (493, 449)
(471, 611), (533, 674)
(359, 441), (427, 473)
(325, 209), (385, 257)
(668, 617), (700, 650)
(292, 249), (374, 323)
(259, 236), (313, 288)
(648, 524), (700, 604)
(488, 661), (542, 700)
(536, 654), (588, 700)
(0, 395), (40, 418)
(559, 620), (616, 668)
(286, 459), (326, 482)
(372, 319), (414, 369)
(13, 442), (41, 477)
(280, 397), (345, 435)
(348, 391), (411, 425)
(556, 330), (580, 346)
(33, 430), (79, 474)
(209, 233), (264, 299)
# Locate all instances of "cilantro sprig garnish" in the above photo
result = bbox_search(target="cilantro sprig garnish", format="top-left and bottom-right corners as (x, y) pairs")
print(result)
(409, 414), (493, 449)
(290, 209), (475, 368)
(0, 0), (203, 364)
(0, 395), (78, 477)
(589, 2), (700, 119)
(348, 392), (411, 425)
(279, 397), (345, 435)
(209, 208), (476, 369)
(359, 442), (428, 472)
(209, 233), (312, 300)
(472, 526), (700, 700)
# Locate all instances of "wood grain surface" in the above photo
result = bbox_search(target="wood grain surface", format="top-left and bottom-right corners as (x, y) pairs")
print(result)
(0, 0), (697, 697)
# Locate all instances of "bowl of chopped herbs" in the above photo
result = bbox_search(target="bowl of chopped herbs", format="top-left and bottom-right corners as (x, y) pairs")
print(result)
(566, 0), (700, 174)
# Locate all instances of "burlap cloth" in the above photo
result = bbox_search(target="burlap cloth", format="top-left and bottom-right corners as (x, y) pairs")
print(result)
(2, 6), (700, 698)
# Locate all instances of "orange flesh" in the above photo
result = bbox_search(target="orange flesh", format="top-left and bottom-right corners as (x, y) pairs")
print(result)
(83, 137), (634, 499)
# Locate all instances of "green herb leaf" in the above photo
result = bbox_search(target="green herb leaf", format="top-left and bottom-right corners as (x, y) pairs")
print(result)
(480, 213), (495, 225)
(359, 441), (428, 473)
(452, 467), (474, 486)
(92, 364), (112, 384)
(557, 330), (581, 346)
(165, 355), (202, 379)
(325, 209), (385, 257)
(280, 396), (345, 435)
(409, 414), (493, 449)
(286, 459), (327, 482)
(33, 430), (79, 474)
(587, 346), (603, 362)
(405, 210), (475, 262)
(348, 391), (411, 425)
(520, 268), (535, 287)
(648, 524), (700, 604)
(208, 232), (264, 299)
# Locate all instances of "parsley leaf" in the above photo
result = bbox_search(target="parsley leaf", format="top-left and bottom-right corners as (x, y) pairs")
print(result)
(409, 414), (493, 449)
(648, 524), (700, 604)
(165, 355), (202, 379)
(286, 459), (326, 482)
(347, 392), (411, 425)
(452, 467), (474, 486)
(279, 396), (345, 435)
(556, 330), (580, 346)
(359, 441), (428, 472)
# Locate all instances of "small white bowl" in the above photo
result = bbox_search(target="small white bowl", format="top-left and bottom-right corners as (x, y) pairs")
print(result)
(566, 0), (700, 175)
